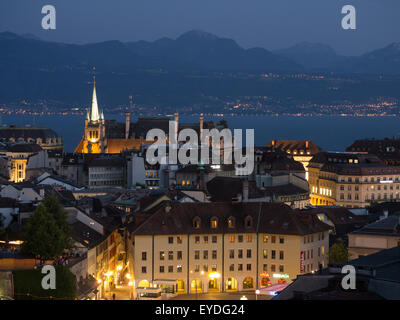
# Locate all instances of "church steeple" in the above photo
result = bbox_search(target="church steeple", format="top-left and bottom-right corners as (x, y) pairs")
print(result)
(89, 75), (100, 123)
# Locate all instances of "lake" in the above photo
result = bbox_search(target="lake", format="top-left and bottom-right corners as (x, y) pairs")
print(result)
(1, 114), (400, 153)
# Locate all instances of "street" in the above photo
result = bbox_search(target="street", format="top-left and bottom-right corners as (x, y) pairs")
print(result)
(170, 292), (273, 300)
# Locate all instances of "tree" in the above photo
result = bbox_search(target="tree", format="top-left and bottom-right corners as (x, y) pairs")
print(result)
(329, 238), (349, 264)
(41, 195), (72, 248)
(21, 203), (68, 261)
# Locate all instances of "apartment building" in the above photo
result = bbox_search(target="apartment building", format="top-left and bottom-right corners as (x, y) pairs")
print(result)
(308, 152), (400, 208)
(129, 202), (330, 297)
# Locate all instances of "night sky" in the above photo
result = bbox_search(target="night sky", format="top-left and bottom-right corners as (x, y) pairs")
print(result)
(0, 0), (399, 55)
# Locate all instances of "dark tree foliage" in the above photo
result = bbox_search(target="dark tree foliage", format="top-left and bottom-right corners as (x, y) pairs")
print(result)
(329, 238), (349, 264)
(21, 196), (71, 260)
(42, 195), (72, 248)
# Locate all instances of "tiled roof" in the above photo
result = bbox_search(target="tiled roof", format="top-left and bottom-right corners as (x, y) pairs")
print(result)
(302, 207), (366, 226)
(132, 202), (332, 236)
(70, 221), (106, 249)
(350, 214), (400, 237)
(206, 177), (261, 201)
(0, 127), (60, 140)
(346, 138), (400, 154)
(267, 140), (323, 155)
(5, 143), (42, 153)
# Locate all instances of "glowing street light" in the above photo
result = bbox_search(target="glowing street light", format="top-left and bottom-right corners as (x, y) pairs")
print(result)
(208, 272), (220, 279)
(255, 289), (260, 301)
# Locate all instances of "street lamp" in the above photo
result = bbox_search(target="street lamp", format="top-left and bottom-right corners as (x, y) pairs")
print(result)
(255, 289), (260, 301)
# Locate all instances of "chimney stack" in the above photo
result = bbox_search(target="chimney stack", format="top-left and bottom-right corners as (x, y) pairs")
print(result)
(242, 179), (249, 201)
(306, 140), (309, 149)
(199, 113), (204, 145)
(125, 112), (131, 140)
(174, 112), (179, 143)
(382, 209), (389, 219)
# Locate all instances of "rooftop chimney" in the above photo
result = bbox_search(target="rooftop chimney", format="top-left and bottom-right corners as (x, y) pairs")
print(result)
(125, 112), (131, 140)
(174, 112), (179, 143)
(199, 113), (204, 143)
(383, 209), (389, 218)
(242, 179), (249, 202)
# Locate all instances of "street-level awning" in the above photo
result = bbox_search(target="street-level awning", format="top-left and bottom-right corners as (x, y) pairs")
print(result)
(153, 279), (177, 285)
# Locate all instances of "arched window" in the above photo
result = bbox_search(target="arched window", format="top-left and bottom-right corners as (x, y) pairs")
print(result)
(210, 217), (218, 229)
(244, 216), (253, 228)
(227, 216), (235, 228)
(243, 277), (254, 289)
(193, 216), (201, 229)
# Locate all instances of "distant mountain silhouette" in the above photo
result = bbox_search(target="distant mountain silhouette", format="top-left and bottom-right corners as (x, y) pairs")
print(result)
(0, 30), (400, 107)
(275, 41), (400, 74)
(125, 30), (302, 72)
(335, 42), (400, 74)
(274, 42), (347, 70)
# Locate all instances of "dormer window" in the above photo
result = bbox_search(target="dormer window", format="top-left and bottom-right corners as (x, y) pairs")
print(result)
(193, 217), (201, 229)
(228, 216), (235, 228)
(210, 217), (218, 229)
(245, 216), (253, 228)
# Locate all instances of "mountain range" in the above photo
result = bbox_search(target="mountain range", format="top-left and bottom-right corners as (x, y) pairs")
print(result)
(0, 30), (400, 106)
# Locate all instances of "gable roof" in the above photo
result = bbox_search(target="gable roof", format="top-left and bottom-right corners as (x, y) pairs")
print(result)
(350, 214), (400, 237)
(132, 202), (332, 236)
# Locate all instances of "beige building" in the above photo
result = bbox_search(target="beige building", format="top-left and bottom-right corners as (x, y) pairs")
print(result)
(308, 152), (400, 208)
(348, 214), (400, 259)
(0, 144), (46, 183)
(128, 202), (330, 298)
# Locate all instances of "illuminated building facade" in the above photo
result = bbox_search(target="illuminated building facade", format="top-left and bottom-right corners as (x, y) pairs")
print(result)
(266, 140), (324, 181)
(308, 152), (400, 208)
(128, 202), (330, 297)
(75, 81), (227, 155)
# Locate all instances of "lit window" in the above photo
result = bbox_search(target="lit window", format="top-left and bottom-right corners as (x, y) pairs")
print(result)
(193, 217), (201, 229)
